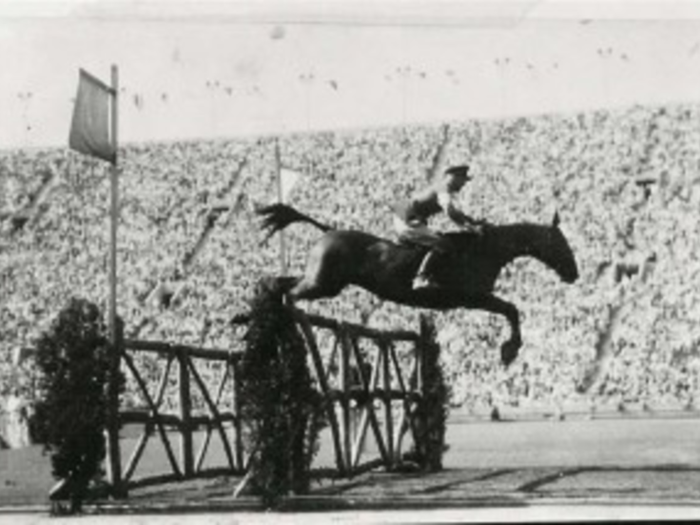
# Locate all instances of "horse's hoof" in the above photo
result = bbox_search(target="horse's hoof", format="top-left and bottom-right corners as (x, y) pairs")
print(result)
(502, 356), (516, 368)
(500, 340), (520, 367)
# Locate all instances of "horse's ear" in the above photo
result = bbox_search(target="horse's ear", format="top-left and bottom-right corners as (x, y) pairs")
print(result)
(552, 211), (561, 228)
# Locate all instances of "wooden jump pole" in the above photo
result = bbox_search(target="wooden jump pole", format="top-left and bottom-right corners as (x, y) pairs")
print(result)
(381, 339), (395, 466)
(105, 64), (124, 496)
(178, 348), (194, 478)
(348, 333), (390, 469)
(293, 309), (348, 474)
(338, 325), (353, 470)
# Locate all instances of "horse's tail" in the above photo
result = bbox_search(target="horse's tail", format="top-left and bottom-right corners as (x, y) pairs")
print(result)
(256, 203), (332, 245)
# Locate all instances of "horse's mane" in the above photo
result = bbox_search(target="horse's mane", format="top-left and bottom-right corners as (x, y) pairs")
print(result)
(442, 221), (550, 248)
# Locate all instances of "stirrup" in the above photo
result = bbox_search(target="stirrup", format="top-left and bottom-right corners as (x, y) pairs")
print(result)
(413, 275), (439, 290)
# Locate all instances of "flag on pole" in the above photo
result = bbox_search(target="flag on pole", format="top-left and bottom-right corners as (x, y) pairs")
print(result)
(69, 69), (116, 163)
(68, 64), (124, 491)
(279, 167), (305, 203)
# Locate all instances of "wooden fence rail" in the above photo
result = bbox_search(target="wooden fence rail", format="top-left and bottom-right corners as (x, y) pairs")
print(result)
(293, 309), (429, 475)
(108, 308), (432, 493)
(110, 336), (247, 491)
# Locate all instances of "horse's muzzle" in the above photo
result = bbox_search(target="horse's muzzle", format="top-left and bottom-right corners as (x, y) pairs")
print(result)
(564, 267), (579, 283)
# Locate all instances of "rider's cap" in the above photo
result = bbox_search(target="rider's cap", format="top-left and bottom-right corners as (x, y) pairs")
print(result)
(445, 165), (470, 179)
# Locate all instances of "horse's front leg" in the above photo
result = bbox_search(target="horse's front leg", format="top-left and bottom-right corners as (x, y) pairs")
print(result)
(463, 294), (522, 367)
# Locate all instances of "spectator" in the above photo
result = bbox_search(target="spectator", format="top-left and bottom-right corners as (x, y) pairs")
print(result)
(4, 388), (31, 448)
(1, 103), (699, 417)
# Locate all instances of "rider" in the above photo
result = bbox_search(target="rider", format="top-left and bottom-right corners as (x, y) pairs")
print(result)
(393, 164), (483, 290)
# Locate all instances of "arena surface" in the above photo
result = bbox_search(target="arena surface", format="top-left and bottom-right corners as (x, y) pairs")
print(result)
(2, 415), (700, 521)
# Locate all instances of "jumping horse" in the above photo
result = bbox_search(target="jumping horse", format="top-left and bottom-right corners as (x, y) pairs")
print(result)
(257, 204), (579, 366)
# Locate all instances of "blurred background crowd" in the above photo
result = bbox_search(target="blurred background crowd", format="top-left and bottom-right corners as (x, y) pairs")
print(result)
(1, 102), (699, 424)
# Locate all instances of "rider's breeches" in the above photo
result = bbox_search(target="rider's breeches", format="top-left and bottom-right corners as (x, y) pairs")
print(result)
(393, 216), (446, 250)
(417, 248), (445, 278)
(393, 216), (448, 278)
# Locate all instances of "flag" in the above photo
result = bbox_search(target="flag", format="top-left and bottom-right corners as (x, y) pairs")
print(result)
(279, 167), (305, 203)
(12, 346), (36, 367)
(69, 69), (116, 163)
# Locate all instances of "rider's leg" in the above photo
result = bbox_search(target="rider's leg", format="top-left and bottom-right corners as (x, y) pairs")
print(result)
(413, 236), (450, 289)
(414, 249), (438, 288)
(414, 248), (451, 288)
(396, 220), (444, 289)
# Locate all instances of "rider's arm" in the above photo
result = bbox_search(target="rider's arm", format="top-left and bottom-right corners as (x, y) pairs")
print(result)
(437, 191), (476, 228)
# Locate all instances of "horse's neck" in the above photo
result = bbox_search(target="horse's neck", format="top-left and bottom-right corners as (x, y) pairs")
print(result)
(496, 223), (554, 267)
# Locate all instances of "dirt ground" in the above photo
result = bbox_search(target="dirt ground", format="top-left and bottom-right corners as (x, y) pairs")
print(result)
(2, 416), (700, 514)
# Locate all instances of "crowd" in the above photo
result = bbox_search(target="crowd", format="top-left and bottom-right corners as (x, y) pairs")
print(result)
(1, 102), (699, 419)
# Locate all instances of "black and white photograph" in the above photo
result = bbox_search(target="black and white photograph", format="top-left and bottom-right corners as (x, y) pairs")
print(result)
(1, 0), (700, 522)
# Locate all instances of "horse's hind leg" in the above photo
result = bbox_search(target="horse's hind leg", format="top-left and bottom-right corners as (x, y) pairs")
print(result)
(288, 241), (345, 301)
(289, 277), (342, 301)
(256, 276), (331, 302)
(463, 294), (522, 367)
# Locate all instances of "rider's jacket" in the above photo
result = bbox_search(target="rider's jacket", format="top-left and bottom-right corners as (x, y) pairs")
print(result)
(393, 196), (442, 227)
(393, 178), (460, 228)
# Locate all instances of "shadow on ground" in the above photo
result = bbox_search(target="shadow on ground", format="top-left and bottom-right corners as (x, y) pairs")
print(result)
(4, 418), (700, 511)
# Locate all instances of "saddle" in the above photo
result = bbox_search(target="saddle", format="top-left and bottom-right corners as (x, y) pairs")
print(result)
(397, 227), (480, 253)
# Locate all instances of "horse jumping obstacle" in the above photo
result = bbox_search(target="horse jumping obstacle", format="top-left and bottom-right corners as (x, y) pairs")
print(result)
(292, 309), (437, 475)
(107, 305), (442, 493)
(111, 335), (247, 491)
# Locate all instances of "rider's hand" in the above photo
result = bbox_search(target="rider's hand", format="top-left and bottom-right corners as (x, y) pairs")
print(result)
(474, 219), (488, 231)
(463, 222), (483, 235)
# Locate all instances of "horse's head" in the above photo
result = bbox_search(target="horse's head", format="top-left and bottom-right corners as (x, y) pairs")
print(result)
(541, 212), (579, 283)
(445, 214), (578, 285)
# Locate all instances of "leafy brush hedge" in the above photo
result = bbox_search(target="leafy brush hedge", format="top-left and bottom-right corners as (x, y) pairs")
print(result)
(32, 298), (123, 513)
(239, 278), (325, 508)
(411, 314), (449, 471)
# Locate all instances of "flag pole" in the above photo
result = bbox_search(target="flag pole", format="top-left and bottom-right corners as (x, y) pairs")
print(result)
(275, 138), (287, 276)
(109, 63), (119, 352)
(107, 63), (123, 496)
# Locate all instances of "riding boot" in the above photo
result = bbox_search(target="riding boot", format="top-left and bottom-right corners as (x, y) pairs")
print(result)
(413, 250), (440, 289)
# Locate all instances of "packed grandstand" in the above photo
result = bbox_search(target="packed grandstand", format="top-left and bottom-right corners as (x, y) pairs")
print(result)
(1, 103), (699, 418)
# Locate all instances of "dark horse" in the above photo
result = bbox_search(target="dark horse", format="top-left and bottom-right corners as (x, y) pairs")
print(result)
(258, 204), (579, 366)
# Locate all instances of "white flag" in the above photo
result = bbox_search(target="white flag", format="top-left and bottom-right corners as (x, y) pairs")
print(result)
(279, 168), (305, 203)
(69, 69), (116, 163)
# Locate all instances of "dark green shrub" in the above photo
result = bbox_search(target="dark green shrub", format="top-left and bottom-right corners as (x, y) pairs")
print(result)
(412, 314), (449, 471)
(239, 278), (324, 509)
(32, 298), (123, 513)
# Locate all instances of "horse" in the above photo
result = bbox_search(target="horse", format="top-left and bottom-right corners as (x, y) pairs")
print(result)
(257, 204), (579, 366)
